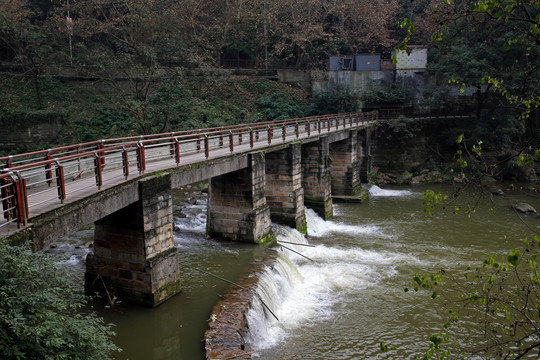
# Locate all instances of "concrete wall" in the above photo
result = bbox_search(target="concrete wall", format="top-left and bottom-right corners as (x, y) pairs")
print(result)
(312, 70), (394, 94)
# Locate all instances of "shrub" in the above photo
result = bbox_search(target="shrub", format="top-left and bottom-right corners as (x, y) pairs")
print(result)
(310, 87), (359, 115)
(0, 239), (120, 360)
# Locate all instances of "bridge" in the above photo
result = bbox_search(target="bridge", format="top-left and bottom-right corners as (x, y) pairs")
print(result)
(1, 111), (378, 306)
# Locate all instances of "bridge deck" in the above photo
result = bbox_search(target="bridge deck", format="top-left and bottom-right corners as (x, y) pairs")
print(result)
(1, 113), (375, 238)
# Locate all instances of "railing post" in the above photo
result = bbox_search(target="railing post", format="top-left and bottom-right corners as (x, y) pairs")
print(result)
(328, 117), (331, 132)
(92, 152), (102, 190)
(249, 128), (254, 148)
(122, 146), (129, 179)
(306, 121), (311, 136)
(318, 119), (321, 134)
(97, 140), (105, 167)
(55, 160), (66, 203)
(136, 141), (146, 174)
(15, 173), (28, 226)
(255, 128), (260, 141)
(267, 127), (272, 144)
(169, 135), (175, 157)
(204, 134), (209, 159)
(3, 172), (28, 227)
(282, 124), (286, 142)
(197, 133), (201, 151)
(239, 129), (243, 144)
(229, 131), (234, 153)
(219, 132), (224, 147)
(295, 122), (299, 138)
(45, 150), (53, 186)
(336, 116), (339, 130)
(6, 155), (13, 168)
(174, 138), (181, 165)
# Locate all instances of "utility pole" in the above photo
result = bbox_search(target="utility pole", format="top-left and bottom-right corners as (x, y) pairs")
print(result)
(264, 0), (268, 71)
(67, 0), (73, 65)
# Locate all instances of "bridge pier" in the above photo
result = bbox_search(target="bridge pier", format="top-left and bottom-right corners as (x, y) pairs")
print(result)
(359, 129), (373, 182)
(265, 143), (307, 234)
(85, 173), (181, 307)
(302, 136), (333, 220)
(329, 130), (362, 195)
(207, 153), (274, 244)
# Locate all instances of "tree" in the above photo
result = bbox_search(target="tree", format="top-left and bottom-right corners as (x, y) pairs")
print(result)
(71, 0), (188, 134)
(0, 0), (63, 109)
(380, 1), (540, 358)
(0, 239), (120, 360)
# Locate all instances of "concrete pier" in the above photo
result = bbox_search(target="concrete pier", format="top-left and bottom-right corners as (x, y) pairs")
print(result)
(302, 136), (333, 220)
(207, 153), (274, 245)
(85, 173), (181, 307)
(265, 143), (307, 234)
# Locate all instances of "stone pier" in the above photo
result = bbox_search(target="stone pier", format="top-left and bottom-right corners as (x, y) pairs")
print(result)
(85, 173), (181, 307)
(359, 129), (372, 182)
(265, 143), (307, 234)
(329, 130), (362, 195)
(302, 137), (333, 220)
(207, 153), (274, 244)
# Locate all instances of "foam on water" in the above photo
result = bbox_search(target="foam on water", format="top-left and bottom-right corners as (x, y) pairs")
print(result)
(366, 184), (414, 197)
(247, 213), (418, 353)
(305, 208), (387, 238)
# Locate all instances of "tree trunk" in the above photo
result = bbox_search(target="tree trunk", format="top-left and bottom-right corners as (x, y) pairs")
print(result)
(32, 69), (44, 110)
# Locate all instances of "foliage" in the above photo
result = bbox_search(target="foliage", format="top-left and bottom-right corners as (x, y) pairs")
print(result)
(0, 239), (120, 360)
(0, 0), (64, 109)
(257, 92), (308, 121)
(380, 115), (422, 139)
(309, 87), (359, 115)
(362, 83), (411, 107)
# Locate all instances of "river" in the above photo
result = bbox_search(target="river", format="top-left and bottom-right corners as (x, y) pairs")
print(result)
(53, 183), (540, 359)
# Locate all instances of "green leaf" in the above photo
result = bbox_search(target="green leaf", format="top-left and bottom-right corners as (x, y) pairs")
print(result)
(508, 249), (521, 266)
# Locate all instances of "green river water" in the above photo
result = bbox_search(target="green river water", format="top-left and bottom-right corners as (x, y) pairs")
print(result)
(55, 183), (540, 359)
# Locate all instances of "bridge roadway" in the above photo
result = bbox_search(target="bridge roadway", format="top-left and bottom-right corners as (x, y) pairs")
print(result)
(0, 111), (378, 243)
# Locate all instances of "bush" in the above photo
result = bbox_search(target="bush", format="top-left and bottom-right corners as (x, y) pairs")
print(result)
(0, 239), (120, 360)
(310, 87), (359, 115)
(362, 84), (411, 107)
(257, 92), (308, 121)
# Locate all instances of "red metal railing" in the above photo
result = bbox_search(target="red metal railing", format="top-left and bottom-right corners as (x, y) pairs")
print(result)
(0, 111), (378, 230)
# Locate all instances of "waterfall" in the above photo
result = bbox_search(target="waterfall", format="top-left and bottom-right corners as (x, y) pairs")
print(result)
(246, 252), (304, 350)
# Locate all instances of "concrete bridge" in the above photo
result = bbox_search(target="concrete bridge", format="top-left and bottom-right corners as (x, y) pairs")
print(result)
(0, 112), (378, 306)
